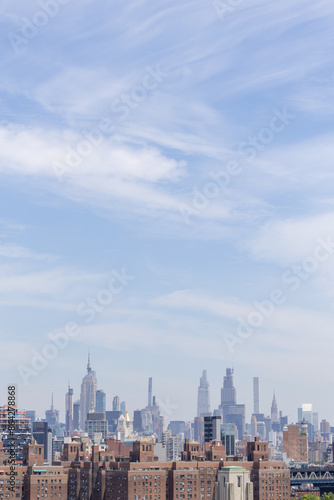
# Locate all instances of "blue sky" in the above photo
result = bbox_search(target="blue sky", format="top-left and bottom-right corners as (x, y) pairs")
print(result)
(1, 0), (334, 426)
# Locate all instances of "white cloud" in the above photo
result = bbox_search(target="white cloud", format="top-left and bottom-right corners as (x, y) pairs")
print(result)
(0, 243), (56, 261)
(245, 213), (334, 266)
(154, 289), (248, 318)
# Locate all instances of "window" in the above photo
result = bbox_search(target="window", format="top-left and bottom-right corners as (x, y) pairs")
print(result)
(238, 477), (241, 488)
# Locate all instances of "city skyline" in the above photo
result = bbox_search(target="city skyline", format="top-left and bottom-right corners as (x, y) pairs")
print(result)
(13, 359), (328, 431)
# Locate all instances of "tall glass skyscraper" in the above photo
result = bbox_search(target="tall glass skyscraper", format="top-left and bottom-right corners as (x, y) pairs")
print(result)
(221, 423), (236, 456)
(197, 370), (211, 417)
(96, 389), (106, 413)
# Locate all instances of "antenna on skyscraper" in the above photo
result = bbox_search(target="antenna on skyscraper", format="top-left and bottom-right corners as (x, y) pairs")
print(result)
(87, 350), (92, 374)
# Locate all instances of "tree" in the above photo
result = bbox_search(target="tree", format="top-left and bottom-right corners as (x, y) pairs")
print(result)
(301, 494), (319, 500)
(321, 493), (334, 500)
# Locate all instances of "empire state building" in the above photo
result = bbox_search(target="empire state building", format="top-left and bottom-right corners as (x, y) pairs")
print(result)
(79, 354), (97, 430)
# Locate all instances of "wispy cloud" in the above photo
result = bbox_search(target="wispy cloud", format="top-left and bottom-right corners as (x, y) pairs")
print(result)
(0, 243), (56, 261)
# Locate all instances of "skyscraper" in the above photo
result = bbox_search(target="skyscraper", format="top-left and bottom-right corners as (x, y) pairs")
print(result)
(271, 393), (278, 422)
(26, 411), (36, 433)
(204, 415), (221, 442)
(221, 423), (236, 456)
(79, 354), (97, 430)
(73, 400), (80, 431)
(45, 393), (59, 430)
(253, 377), (259, 415)
(96, 389), (106, 413)
(112, 395), (120, 412)
(33, 421), (52, 463)
(120, 401), (126, 416)
(194, 416), (205, 444)
(312, 412), (319, 433)
(148, 377), (153, 407)
(251, 415), (257, 438)
(133, 410), (143, 432)
(197, 370), (211, 417)
(65, 382), (74, 433)
(217, 368), (245, 440)
(301, 403), (312, 423)
(221, 368), (236, 406)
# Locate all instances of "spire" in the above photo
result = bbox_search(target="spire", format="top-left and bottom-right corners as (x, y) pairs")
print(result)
(271, 390), (278, 421)
(51, 391), (54, 411)
(87, 351), (92, 374)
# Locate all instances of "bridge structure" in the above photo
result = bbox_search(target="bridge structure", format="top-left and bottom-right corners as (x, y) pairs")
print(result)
(290, 467), (334, 494)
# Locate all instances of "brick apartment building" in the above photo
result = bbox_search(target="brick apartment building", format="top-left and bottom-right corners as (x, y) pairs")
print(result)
(283, 425), (308, 462)
(0, 435), (290, 500)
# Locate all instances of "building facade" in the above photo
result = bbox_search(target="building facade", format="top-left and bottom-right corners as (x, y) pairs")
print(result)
(283, 424), (308, 462)
(215, 467), (253, 500)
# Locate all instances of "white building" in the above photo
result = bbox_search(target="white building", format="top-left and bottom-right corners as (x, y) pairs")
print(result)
(215, 467), (253, 500)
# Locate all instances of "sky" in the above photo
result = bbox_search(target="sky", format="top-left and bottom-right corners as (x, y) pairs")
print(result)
(0, 0), (334, 426)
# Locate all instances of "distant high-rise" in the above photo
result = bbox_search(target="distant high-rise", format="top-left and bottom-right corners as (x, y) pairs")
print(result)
(194, 416), (205, 444)
(221, 368), (236, 406)
(79, 354), (97, 430)
(45, 393), (59, 429)
(133, 410), (143, 432)
(204, 416), (221, 442)
(251, 415), (257, 438)
(157, 415), (165, 443)
(65, 383), (74, 432)
(162, 429), (179, 461)
(148, 377), (153, 407)
(113, 395), (120, 412)
(312, 412), (319, 433)
(73, 400), (80, 430)
(217, 368), (245, 440)
(221, 423), (236, 456)
(85, 412), (108, 442)
(120, 401), (126, 416)
(33, 421), (52, 463)
(253, 377), (259, 415)
(320, 419), (331, 435)
(301, 403), (312, 423)
(96, 389), (106, 413)
(271, 393), (278, 422)
(297, 407), (303, 422)
(197, 370), (211, 417)
(26, 411), (36, 433)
